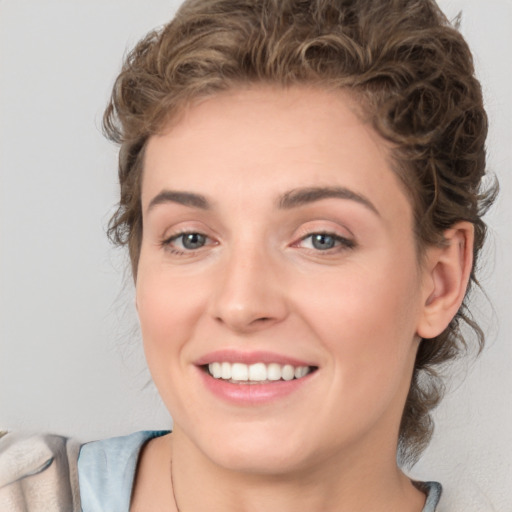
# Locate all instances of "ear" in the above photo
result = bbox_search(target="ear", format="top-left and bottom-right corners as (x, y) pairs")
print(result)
(416, 221), (474, 339)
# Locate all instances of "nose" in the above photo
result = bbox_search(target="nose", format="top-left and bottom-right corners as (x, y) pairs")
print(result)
(209, 241), (289, 333)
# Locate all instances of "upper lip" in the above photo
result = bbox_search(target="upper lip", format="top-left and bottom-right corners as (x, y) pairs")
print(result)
(194, 349), (316, 367)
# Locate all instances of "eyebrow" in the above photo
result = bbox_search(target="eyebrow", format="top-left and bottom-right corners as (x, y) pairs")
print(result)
(147, 190), (211, 213)
(146, 186), (379, 216)
(277, 186), (380, 216)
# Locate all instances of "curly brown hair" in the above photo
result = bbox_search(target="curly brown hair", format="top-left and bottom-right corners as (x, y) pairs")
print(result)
(104, 0), (497, 465)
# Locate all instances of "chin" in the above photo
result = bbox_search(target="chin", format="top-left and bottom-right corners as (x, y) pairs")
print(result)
(209, 442), (308, 476)
(187, 419), (326, 477)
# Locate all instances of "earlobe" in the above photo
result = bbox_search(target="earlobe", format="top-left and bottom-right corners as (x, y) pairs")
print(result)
(417, 222), (474, 339)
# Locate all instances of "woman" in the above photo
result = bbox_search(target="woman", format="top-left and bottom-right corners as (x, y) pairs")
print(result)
(0, 0), (497, 510)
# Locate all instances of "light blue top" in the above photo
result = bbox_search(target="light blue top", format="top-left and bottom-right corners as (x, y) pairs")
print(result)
(77, 431), (442, 511)
(78, 431), (169, 512)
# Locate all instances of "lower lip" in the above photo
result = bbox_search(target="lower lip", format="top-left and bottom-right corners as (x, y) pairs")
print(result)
(198, 368), (314, 404)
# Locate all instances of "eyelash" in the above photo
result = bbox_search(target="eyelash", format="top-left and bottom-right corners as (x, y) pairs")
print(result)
(161, 230), (355, 256)
(294, 232), (356, 253)
(161, 231), (214, 256)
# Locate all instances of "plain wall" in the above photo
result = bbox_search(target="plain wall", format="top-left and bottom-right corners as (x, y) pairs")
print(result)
(1, 1), (511, 510)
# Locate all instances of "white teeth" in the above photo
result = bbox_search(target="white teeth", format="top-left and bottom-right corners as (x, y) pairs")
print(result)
(295, 366), (309, 379)
(282, 364), (295, 381)
(231, 363), (248, 381)
(221, 362), (231, 380)
(248, 363), (267, 381)
(211, 362), (222, 379)
(207, 362), (312, 382)
(267, 363), (281, 381)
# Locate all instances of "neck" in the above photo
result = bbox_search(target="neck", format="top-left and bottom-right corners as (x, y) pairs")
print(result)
(168, 428), (425, 512)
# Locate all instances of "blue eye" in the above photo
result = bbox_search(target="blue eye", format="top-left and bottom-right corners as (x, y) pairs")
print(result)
(299, 232), (354, 251)
(180, 233), (207, 250)
(311, 233), (337, 250)
(165, 232), (208, 251)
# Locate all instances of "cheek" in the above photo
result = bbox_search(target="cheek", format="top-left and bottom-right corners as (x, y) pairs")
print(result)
(295, 259), (422, 388)
(135, 268), (214, 422)
(136, 265), (207, 373)
(304, 259), (418, 324)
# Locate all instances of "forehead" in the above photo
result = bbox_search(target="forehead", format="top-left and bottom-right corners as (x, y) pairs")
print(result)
(142, 85), (412, 227)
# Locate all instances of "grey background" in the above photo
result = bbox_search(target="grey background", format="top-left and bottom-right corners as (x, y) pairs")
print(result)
(1, 0), (511, 510)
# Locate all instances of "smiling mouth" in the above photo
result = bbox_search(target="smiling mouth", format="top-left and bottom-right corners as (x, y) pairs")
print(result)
(204, 362), (317, 384)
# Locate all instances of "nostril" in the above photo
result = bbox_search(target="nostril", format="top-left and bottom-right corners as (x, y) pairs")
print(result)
(249, 316), (277, 327)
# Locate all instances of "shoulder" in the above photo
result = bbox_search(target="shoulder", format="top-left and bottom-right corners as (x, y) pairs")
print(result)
(78, 430), (170, 512)
(0, 430), (169, 512)
(0, 431), (81, 511)
(415, 481), (442, 512)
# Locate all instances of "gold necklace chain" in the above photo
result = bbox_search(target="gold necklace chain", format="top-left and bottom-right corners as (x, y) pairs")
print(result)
(170, 457), (182, 512)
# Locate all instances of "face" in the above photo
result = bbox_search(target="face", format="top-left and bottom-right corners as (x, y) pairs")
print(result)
(137, 86), (430, 475)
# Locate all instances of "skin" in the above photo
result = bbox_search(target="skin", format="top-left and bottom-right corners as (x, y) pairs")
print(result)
(130, 85), (473, 512)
